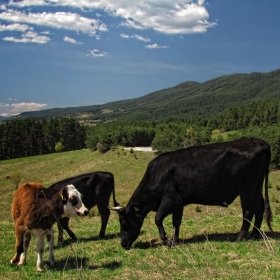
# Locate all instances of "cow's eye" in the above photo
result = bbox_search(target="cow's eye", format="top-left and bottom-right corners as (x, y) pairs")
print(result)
(69, 196), (78, 206)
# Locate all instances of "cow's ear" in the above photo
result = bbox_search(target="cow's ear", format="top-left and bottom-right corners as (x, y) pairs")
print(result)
(133, 204), (140, 213)
(60, 187), (68, 204)
(77, 188), (83, 197)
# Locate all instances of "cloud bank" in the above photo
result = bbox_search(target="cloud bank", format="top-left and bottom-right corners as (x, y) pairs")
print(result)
(0, 102), (48, 116)
(0, 9), (107, 36)
(5, 0), (215, 35)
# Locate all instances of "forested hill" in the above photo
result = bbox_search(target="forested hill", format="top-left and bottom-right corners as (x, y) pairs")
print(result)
(9, 68), (280, 122)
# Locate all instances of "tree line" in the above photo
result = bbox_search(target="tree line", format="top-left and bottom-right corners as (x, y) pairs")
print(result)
(1, 99), (280, 168)
(86, 99), (280, 168)
(0, 118), (85, 159)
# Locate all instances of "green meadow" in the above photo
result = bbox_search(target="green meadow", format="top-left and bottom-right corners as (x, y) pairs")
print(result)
(0, 149), (280, 279)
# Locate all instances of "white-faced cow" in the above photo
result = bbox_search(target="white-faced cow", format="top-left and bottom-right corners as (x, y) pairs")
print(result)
(110, 137), (273, 249)
(10, 182), (88, 272)
(49, 171), (119, 242)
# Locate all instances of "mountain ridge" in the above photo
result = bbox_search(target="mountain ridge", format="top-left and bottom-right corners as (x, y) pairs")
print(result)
(8, 68), (280, 122)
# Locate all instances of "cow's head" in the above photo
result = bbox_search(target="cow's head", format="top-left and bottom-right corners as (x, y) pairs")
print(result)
(109, 205), (143, 249)
(61, 184), (89, 218)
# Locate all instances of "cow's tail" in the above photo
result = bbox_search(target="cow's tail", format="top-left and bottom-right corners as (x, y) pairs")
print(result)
(111, 174), (120, 207)
(264, 145), (273, 232)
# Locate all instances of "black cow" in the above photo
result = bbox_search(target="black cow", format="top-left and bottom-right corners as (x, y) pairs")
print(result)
(49, 171), (119, 241)
(110, 137), (273, 249)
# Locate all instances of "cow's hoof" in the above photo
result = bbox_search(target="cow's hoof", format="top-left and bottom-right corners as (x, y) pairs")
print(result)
(58, 238), (63, 243)
(36, 265), (44, 272)
(10, 260), (18, 266)
(37, 267), (44, 272)
(249, 233), (261, 240)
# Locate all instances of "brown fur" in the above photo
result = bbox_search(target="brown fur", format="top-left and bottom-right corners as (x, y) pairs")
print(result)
(10, 182), (66, 269)
(11, 182), (65, 231)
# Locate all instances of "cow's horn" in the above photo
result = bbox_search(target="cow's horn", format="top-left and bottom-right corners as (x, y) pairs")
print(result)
(108, 206), (124, 211)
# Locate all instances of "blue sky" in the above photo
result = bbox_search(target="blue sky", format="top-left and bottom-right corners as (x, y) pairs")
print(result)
(0, 0), (280, 117)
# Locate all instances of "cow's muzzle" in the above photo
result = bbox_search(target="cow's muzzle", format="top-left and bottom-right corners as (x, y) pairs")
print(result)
(76, 209), (89, 216)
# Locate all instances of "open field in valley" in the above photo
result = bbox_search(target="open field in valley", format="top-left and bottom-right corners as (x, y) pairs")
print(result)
(0, 149), (280, 279)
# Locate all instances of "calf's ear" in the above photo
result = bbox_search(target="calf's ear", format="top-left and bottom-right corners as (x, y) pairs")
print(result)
(60, 187), (68, 204)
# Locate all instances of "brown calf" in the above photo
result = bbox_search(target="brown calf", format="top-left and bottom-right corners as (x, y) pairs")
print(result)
(10, 182), (88, 272)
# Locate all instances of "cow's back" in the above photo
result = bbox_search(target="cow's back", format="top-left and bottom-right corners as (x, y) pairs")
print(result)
(49, 173), (92, 191)
(49, 172), (114, 211)
(12, 182), (44, 222)
(132, 137), (270, 208)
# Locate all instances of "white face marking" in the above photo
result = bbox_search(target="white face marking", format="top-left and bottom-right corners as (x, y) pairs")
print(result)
(62, 184), (88, 218)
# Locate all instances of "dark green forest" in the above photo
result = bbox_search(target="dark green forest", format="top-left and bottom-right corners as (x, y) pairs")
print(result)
(0, 118), (85, 159)
(85, 98), (280, 168)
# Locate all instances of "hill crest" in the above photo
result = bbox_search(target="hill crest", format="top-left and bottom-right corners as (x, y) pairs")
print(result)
(8, 68), (280, 122)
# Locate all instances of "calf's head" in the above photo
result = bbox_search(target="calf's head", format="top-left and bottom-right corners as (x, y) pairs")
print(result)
(61, 184), (89, 217)
(109, 205), (143, 249)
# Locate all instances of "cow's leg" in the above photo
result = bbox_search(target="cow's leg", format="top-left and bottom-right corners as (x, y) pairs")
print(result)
(57, 220), (64, 242)
(46, 229), (55, 266)
(18, 232), (31, 266)
(10, 224), (24, 265)
(97, 202), (110, 238)
(237, 195), (254, 241)
(57, 217), (77, 241)
(155, 201), (176, 245)
(36, 234), (45, 272)
(172, 206), (184, 244)
(251, 194), (265, 238)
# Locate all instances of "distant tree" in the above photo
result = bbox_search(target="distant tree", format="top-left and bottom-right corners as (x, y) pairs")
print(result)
(55, 142), (64, 152)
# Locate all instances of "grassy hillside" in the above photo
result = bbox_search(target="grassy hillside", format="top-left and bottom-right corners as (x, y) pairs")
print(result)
(1, 149), (280, 279)
(9, 68), (280, 122)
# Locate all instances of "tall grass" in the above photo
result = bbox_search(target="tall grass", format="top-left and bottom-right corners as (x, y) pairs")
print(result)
(0, 149), (280, 279)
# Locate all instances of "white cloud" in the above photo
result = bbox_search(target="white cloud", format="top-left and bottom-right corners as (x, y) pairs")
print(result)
(120, 33), (129, 39)
(0, 103), (10, 108)
(0, 23), (33, 32)
(7, 1), (216, 35)
(144, 43), (169, 49)
(86, 49), (107, 57)
(0, 4), (7, 11)
(11, 102), (48, 111)
(0, 9), (108, 36)
(63, 36), (82, 44)
(120, 19), (146, 31)
(3, 30), (50, 44)
(0, 102), (48, 116)
(120, 33), (150, 42)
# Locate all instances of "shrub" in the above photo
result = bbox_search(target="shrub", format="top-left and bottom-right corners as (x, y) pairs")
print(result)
(55, 142), (64, 152)
(96, 143), (110, 154)
(11, 171), (21, 189)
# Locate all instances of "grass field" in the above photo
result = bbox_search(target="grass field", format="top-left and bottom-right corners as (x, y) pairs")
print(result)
(0, 148), (280, 279)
